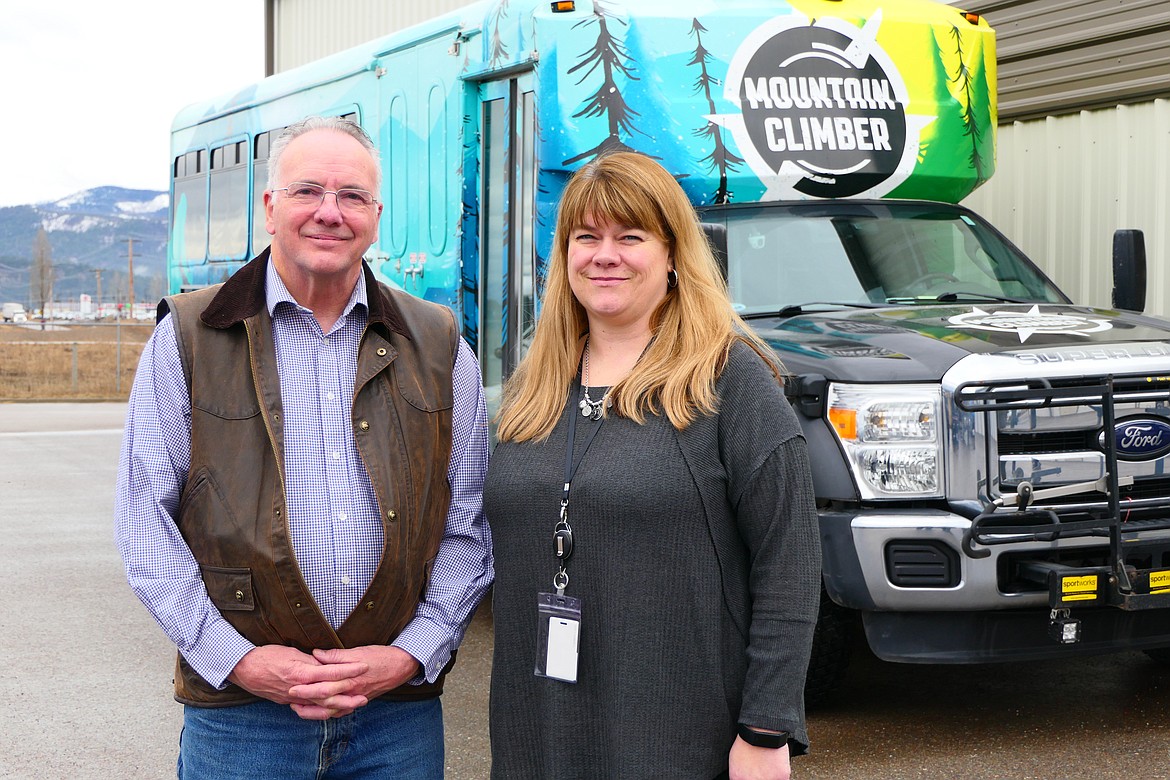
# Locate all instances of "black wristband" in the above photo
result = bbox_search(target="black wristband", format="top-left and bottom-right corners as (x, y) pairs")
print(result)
(737, 724), (790, 749)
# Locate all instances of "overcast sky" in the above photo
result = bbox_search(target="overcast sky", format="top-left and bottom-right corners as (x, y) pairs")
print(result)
(1, 1), (265, 208)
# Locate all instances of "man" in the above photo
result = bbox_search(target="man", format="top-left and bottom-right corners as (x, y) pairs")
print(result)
(115, 116), (493, 778)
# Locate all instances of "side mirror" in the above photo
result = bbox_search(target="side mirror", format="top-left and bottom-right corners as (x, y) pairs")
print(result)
(1112, 229), (1146, 313)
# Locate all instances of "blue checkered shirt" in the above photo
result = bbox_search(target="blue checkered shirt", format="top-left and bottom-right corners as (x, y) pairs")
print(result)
(115, 263), (493, 688)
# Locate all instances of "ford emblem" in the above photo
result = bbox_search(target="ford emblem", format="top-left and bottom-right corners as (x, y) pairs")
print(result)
(1098, 416), (1170, 461)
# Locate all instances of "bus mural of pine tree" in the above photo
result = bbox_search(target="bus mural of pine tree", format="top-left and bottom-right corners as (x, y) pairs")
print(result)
(944, 24), (989, 182)
(688, 18), (745, 205)
(532, 98), (550, 307)
(563, 0), (645, 165)
(489, 0), (510, 68)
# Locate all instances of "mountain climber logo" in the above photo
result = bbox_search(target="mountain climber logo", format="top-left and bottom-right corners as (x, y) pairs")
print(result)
(712, 11), (934, 199)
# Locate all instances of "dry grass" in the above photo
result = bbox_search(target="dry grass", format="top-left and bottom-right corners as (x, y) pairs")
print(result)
(0, 321), (154, 400)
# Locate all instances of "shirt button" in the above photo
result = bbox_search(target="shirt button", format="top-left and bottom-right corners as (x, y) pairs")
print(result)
(326, 392), (335, 401)
(332, 451), (341, 461)
(341, 575), (352, 585)
(337, 512), (347, 522)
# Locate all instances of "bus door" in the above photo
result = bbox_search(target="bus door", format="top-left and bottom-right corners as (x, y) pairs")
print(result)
(478, 72), (537, 418)
(375, 48), (419, 293)
(376, 40), (462, 308)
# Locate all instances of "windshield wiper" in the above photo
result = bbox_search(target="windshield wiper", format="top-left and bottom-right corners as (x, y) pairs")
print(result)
(886, 291), (1033, 305)
(744, 301), (890, 319)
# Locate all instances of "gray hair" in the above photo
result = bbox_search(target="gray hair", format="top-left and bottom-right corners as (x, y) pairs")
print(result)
(266, 116), (382, 192)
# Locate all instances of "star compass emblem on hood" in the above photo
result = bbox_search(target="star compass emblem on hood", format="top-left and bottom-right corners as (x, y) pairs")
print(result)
(946, 305), (1113, 344)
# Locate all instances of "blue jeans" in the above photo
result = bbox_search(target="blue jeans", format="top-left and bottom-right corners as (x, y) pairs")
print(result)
(177, 697), (444, 779)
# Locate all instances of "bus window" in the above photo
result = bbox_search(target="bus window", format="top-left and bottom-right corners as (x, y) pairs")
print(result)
(478, 74), (536, 421)
(173, 149), (208, 264)
(481, 97), (507, 399)
(252, 131), (272, 258)
(209, 140), (249, 260)
(517, 88), (536, 359)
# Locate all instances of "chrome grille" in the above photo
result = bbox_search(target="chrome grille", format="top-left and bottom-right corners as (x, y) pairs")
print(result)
(954, 373), (1170, 519)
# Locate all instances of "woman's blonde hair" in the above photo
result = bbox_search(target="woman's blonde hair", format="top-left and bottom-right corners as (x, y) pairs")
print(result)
(496, 152), (782, 442)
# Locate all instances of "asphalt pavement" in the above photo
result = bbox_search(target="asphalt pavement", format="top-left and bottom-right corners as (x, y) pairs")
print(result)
(0, 402), (491, 779)
(4, 402), (1170, 779)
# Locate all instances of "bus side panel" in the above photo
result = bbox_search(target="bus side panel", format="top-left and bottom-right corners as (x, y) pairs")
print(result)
(373, 37), (468, 314)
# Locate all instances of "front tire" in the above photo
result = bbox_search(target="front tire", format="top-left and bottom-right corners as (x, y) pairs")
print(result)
(804, 586), (856, 708)
(1144, 647), (1170, 665)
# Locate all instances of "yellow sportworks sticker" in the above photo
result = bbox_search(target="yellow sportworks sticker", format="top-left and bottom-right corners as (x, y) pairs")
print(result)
(1150, 570), (1170, 594)
(1061, 575), (1098, 602)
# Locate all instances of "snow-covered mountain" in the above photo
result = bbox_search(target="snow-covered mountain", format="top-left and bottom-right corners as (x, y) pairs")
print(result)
(0, 187), (168, 303)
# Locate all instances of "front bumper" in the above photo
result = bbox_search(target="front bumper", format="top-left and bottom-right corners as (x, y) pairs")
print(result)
(820, 508), (1170, 661)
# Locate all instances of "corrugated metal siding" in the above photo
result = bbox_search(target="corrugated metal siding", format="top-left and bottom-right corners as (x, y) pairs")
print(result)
(952, 0), (1170, 319)
(962, 98), (1169, 319)
(955, 0), (1170, 120)
(270, 0), (477, 73)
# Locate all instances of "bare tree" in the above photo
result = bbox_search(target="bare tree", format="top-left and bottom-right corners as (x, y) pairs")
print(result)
(30, 227), (54, 328)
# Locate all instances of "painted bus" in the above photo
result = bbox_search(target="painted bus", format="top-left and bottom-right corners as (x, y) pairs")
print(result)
(169, 0), (1170, 701)
(168, 0), (994, 404)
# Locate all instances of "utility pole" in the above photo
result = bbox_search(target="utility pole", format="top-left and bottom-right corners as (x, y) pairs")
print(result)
(94, 269), (102, 317)
(123, 237), (135, 315)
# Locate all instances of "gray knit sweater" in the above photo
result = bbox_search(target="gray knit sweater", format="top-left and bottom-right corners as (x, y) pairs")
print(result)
(485, 342), (821, 779)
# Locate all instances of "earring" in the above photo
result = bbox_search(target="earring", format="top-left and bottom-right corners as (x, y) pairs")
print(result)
(667, 268), (679, 289)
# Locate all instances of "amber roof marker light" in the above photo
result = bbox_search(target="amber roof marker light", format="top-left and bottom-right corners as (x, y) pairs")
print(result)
(551, 1), (576, 12)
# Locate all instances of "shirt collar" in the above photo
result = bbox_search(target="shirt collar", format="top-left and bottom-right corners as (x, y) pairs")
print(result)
(195, 248), (408, 338)
(265, 260), (368, 323)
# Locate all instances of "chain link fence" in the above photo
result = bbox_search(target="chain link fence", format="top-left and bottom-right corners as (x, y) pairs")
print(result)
(0, 321), (154, 401)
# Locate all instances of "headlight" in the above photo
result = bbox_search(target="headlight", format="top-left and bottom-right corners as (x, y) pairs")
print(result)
(827, 383), (943, 498)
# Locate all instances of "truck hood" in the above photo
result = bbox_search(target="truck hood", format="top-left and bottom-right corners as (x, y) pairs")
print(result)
(751, 302), (1170, 382)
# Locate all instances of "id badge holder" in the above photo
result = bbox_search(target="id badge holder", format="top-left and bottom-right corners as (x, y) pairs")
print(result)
(534, 592), (583, 683)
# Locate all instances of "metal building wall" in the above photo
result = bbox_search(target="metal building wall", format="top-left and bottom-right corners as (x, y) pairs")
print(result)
(267, 0), (477, 73)
(959, 0), (1170, 121)
(962, 99), (1170, 319)
(953, 0), (1170, 318)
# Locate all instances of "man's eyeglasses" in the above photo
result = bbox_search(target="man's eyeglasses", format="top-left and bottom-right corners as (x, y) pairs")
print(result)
(272, 182), (378, 211)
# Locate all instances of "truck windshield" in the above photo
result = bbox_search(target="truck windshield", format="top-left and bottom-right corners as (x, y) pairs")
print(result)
(709, 202), (1067, 316)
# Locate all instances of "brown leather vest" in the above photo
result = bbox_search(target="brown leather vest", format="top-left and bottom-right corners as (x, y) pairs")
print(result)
(161, 251), (457, 706)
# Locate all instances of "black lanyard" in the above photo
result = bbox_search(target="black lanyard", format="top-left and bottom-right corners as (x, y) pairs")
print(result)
(553, 383), (604, 594)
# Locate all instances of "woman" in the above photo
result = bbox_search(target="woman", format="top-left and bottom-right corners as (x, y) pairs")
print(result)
(485, 152), (821, 780)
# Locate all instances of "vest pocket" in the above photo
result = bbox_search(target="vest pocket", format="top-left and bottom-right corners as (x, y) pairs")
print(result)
(201, 565), (256, 611)
(191, 391), (262, 420)
(177, 467), (246, 540)
(200, 564), (286, 646)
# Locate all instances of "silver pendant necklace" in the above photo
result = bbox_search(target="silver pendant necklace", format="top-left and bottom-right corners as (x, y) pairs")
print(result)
(578, 336), (611, 422)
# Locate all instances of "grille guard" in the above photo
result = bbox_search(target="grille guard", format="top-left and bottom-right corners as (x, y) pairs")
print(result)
(955, 375), (1170, 611)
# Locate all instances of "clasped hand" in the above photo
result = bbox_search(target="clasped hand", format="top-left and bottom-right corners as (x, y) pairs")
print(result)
(228, 644), (421, 720)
